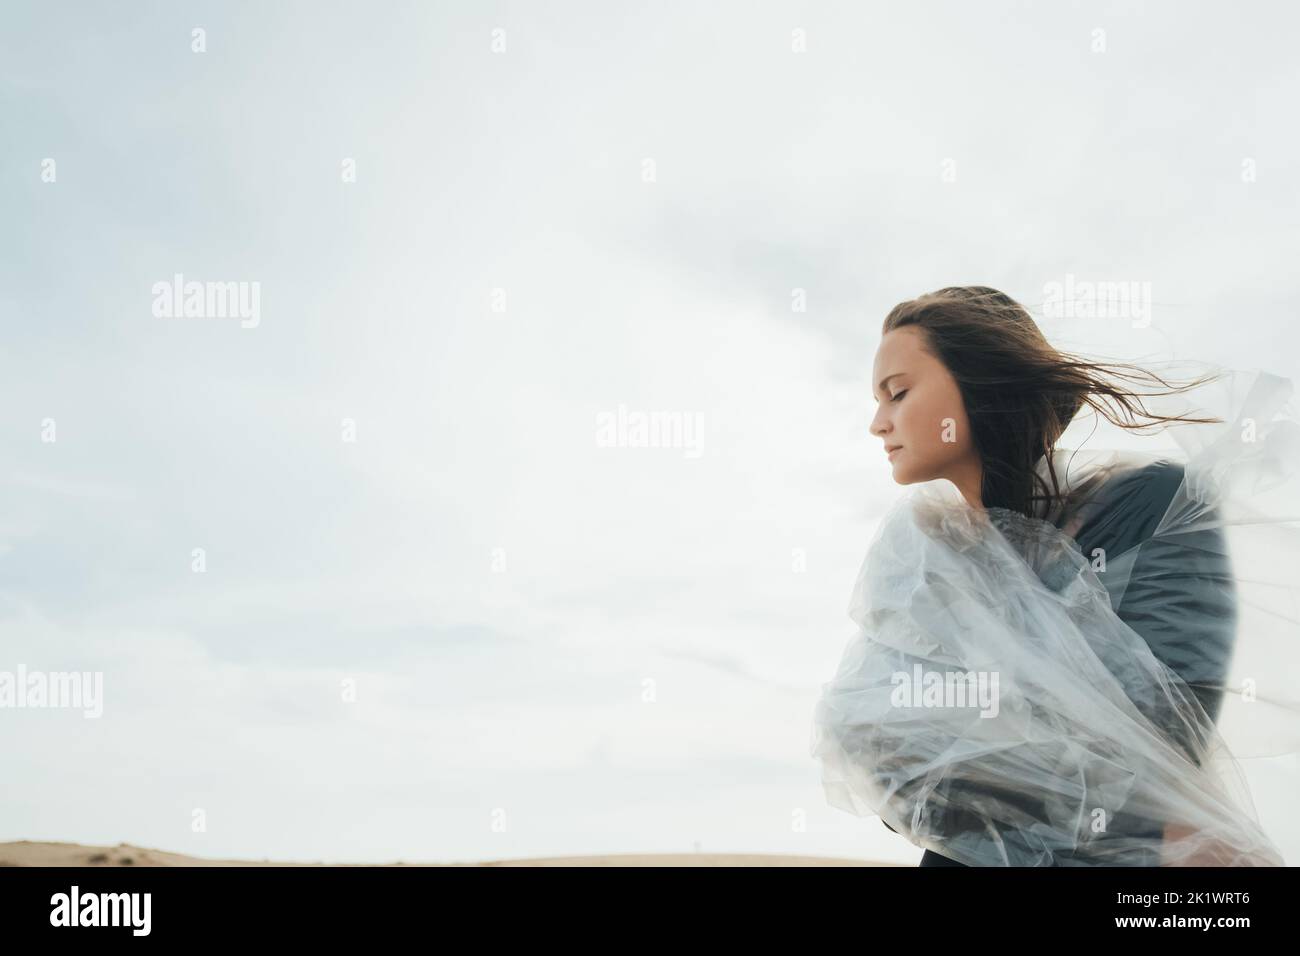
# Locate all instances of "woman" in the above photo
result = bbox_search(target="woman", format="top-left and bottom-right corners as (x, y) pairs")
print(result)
(811, 286), (1300, 866)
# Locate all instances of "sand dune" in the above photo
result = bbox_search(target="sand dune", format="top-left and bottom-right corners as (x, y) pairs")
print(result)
(0, 840), (897, 867)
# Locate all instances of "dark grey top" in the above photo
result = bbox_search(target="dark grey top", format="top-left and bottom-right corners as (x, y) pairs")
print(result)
(881, 460), (1236, 866)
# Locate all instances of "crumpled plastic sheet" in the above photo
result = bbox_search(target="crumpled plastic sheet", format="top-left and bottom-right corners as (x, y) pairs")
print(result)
(810, 367), (1300, 866)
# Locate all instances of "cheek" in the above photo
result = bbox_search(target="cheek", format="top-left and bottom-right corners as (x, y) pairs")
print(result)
(895, 403), (944, 454)
(914, 392), (971, 450)
(891, 403), (970, 478)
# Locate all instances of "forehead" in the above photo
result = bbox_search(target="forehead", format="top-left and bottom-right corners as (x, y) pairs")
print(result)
(873, 326), (929, 375)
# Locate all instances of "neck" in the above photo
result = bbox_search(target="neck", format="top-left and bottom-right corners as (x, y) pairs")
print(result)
(949, 460), (984, 509)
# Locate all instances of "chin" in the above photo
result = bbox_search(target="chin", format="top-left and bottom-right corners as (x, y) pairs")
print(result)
(890, 462), (933, 485)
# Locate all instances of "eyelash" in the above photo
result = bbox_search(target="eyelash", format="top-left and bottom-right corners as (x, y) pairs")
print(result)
(890, 389), (908, 403)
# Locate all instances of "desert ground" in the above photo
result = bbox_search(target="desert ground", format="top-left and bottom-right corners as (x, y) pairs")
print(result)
(0, 841), (898, 867)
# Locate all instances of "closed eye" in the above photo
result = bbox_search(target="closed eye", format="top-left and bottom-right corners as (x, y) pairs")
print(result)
(890, 389), (908, 403)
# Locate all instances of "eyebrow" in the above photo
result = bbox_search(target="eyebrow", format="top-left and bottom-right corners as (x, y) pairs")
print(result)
(873, 372), (907, 400)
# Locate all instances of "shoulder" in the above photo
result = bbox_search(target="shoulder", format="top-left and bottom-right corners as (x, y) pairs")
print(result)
(1133, 458), (1185, 496)
(1106, 458), (1183, 495)
(1098, 459), (1183, 516)
(1073, 459), (1186, 553)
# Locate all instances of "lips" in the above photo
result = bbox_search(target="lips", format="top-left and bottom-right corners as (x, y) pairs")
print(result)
(885, 445), (903, 457)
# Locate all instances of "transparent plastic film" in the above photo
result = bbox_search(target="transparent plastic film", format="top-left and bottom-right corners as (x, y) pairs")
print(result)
(811, 367), (1300, 866)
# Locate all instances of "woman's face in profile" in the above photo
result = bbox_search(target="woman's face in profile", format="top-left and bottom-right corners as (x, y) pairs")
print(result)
(869, 326), (980, 492)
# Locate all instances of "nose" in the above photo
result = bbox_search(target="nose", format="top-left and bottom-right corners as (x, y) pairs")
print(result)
(870, 404), (891, 438)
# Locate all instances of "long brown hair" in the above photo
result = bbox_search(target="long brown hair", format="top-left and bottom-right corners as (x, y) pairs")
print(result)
(882, 286), (1224, 517)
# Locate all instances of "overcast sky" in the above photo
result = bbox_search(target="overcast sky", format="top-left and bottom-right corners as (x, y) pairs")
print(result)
(3, 1), (1299, 864)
